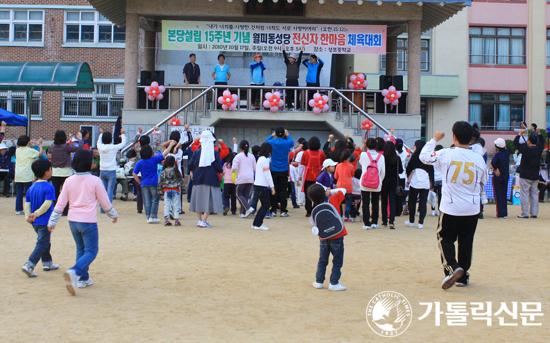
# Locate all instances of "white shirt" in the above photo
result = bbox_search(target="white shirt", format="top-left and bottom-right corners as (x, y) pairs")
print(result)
(397, 149), (408, 179)
(97, 134), (127, 171)
(358, 150), (386, 192)
(470, 143), (486, 157)
(167, 149), (183, 175)
(434, 165), (442, 182)
(289, 164), (299, 183)
(296, 151), (305, 180)
(254, 156), (274, 188)
(540, 170), (549, 183)
(352, 177), (361, 195)
(410, 168), (430, 189)
(420, 139), (488, 216)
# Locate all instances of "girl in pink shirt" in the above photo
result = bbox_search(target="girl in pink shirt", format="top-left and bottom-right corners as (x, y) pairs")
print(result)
(48, 150), (118, 296)
(232, 140), (257, 217)
(222, 152), (237, 215)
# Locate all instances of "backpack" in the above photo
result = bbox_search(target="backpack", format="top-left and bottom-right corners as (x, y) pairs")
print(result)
(361, 151), (381, 189)
(311, 202), (344, 239)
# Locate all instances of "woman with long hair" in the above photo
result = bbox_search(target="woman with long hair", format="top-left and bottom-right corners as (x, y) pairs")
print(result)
(405, 140), (434, 228)
(232, 139), (257, 217)
(380, 141), (403, 229)
(300, 136), (326, 217)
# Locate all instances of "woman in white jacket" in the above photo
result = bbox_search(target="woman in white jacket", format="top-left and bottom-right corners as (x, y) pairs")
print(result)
(359, 137), (385, 230)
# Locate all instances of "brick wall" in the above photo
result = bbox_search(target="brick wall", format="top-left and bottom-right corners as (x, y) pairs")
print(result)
(0, 1), (143, 143)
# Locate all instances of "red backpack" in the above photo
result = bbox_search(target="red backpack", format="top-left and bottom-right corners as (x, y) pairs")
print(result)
(361, 151), (381, 189)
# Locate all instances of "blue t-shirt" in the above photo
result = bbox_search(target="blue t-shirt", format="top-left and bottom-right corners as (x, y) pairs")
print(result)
(133, 155), (164, 187)
(265, 135), (294, 172)
(26, 181), (56, 226)
(213, 64), (230, 82)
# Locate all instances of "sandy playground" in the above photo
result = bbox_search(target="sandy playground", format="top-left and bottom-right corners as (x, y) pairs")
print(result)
(0, 196), (549, 342)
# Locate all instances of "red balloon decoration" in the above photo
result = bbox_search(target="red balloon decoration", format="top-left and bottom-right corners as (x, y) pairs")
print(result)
(170, 117), (181, 126)
(308, 93), (329, 114)
(217, 89), (239, 111)
(361, 119), (374, 131)
(348, 74), (367, 90)
(144, 81), (166, 101)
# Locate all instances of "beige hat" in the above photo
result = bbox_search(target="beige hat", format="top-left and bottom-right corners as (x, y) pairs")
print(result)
(494, 138), (506, 149)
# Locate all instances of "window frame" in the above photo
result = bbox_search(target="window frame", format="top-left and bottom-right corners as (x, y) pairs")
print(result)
(0, 9), (44, 45)
(0, 90), (43, 117)
(379, 38), (430, 72)
(469, 26), (526, 66)
(468, 92), (525, 131)
(63, 10), (125, 46)
(61, 83), (124, 119)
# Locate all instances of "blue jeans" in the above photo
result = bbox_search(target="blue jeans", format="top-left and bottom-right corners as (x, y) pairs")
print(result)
(27, 225), (52, 267)
(15, 182), (32, 212)
(252, 185), (271, 227)
(344, 193), (352, 218)
(164, 190), (181, 219)
(142, 186), (159, 218)
(316, 237), (344, 285)
(69, 221), (99, 281)
(100, 170), (117, 213)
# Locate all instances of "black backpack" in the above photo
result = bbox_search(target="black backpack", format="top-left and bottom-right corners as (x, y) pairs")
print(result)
(311, 203), (344, 239)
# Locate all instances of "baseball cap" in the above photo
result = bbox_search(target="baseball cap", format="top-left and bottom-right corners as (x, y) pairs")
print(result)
(288, 53), (297, 59)
(494, 138), (505, 149)
(0, 143), (7, 150)
(254, 54), (263, 59)
(275, 126), (285, 137)
(322, 159), (338, 170)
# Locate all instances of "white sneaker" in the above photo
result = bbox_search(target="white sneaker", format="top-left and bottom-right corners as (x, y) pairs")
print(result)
(197, 220), (206, 227)
(430, 210), (436, 216)
(371, 224), (379, 229)
(43, 263), (60, 271)
(64, 269), (80, 295)
(280, 212), (289, 217)
(441, 267), (464, 290)
(203, 221), (213, 227)
(436, 210), (440, 216)
(244, 207), (254, 218)
(312, 282), (323, 289)
(418, 224), (424, 229)
(362, 225), (370, 230)
(405, 221), (415, 227)
(22, 263), (37, 277)
(239, 214), (246, 218)
(16, 211), (24, 215)
(147, 218), (159, 224)
(328, 282), (347, 291)
(481, 194), (488, 205)
(78, 278), (94, 288)
(252, 224), (269, 230)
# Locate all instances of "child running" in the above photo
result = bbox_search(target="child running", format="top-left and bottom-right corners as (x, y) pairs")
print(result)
(47, 150), (119, 295)
(21, 159), (59, 277)
(420, 121), (488, 290)
(308, 184), (347, 291)
(251, 143), (275, 231)
(158, 155), (184, 227)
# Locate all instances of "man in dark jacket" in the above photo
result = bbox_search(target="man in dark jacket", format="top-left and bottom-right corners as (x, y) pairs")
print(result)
(0, 142), (15, 197)
(514, 128), (544, 218)
(282, 44), (304, 110)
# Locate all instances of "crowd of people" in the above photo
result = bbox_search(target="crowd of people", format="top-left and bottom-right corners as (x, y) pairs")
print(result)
(1, 117), (549, 295)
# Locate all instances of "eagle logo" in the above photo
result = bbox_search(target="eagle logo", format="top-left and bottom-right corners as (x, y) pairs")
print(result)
(366, 291), (412, 337)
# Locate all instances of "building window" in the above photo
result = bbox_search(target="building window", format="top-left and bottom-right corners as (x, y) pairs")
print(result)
(0, 91), (42, 117)
(64, 11), (125, 44)
(380, 39), (430, 72)
(0, 10), (44, 44)
(62, 84), (123, 118)
(469, 93), (525, 131)
(469, 27), (525, 65)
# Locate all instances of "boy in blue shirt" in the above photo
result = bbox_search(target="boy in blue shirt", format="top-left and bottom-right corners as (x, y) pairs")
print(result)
(302, 54), (324, 110)
(21, 159), (59, 277)
(249, 54), (266, 109)
(212, 53), (231, 109)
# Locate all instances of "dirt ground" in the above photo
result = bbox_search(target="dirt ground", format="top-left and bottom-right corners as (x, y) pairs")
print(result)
(0, 196), (548, 342)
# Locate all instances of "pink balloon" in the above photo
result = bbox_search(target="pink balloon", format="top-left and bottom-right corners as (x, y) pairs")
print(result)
(156, 93), (164, 101)
(222, 104), (229, 110)
(313, 107), (321, 114)
(350, 74), (357, 82)
(265, 92), (273, 100)
(158, 85), (166, 93)
(309, 99), (315, 107)
(223, 90), (231, 96)
(230, 104), (237, 111)
(396, 91), (402, 98)
(391, 100), (399, 106)
(232, 94), (238, 101)
(151, 81), (159, 87)
(263, 100), (271, 108)
(348, 82), (355, 90)
(148, 95), (155, 101)
(383, 98), (391, 105)
(388, 86), (396, 92)
(274, 91), (281, 98)
(357, 73), (365, 80)
(381, 89), (389, 97)
(313, 93), (321, 99)
(144, 86), (151, 94)
(384, 134), (391, 141)
(322, 95), (329, 103)
(269, 106), (278, 112)
(323, 104), (329, 112)
(218, 96), (224, 104)
(278, 100), (284, 107)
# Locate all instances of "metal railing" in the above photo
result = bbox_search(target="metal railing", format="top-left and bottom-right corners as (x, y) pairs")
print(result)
(127, 84), (412, 151)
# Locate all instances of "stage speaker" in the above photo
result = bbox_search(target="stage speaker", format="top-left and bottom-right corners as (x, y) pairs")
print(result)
(138, 70), (169, 109)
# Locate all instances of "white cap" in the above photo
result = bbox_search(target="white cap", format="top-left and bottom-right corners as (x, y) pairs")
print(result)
(0, 143), (7, 150)
(288, 53), (297, 59)
(321, 158), (338, 170)
(494, 138), (506, 149)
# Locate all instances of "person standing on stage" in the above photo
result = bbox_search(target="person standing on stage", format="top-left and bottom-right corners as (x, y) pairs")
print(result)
(282, 44), (304, 110)
(183, 53), (201, 85)
(302, 54), (324, 110)
(420, 121), (487, 290)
